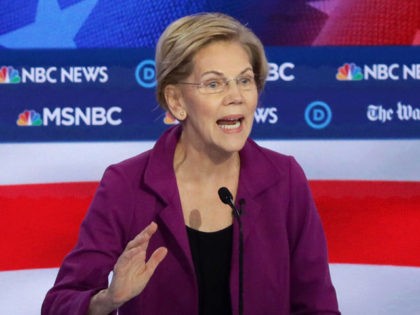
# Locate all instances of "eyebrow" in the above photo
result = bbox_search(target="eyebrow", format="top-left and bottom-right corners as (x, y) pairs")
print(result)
(200, 67), (254, 78)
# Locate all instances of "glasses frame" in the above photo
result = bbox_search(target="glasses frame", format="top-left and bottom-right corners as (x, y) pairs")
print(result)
(178, 74), (257, 95)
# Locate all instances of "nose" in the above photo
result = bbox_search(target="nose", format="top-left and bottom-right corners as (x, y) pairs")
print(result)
(224, 79), (244, 104)
(226, 78), (243, 90)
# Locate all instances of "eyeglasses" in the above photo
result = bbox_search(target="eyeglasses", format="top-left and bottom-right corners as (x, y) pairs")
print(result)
(178, 74), (256, 94)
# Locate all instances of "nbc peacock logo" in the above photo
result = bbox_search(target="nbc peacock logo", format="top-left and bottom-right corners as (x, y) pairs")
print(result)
(0, 66), (21, 84)
(336, 63), (363, 81)
(16, 110), (43, 126)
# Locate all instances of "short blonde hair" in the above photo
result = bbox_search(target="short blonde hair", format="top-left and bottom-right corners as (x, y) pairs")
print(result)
(155, 12), (268, 110)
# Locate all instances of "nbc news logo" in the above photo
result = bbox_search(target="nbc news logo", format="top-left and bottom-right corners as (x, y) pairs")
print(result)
(0, 66), (21, 83)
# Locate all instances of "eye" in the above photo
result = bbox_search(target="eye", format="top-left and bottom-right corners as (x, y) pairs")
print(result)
(238, 76), (254, 86)
(203, 79), (223, 90)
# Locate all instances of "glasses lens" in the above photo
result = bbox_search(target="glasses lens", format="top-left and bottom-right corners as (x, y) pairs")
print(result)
(200, 78), (225, 94)
(237, 76), (255, 90)
(198, 75), (256, 94)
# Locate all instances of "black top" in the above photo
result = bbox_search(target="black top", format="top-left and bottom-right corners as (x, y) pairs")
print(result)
(187, 225), (233, 315)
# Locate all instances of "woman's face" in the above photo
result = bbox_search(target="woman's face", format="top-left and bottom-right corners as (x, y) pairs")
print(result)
(177, 40), (258, 157)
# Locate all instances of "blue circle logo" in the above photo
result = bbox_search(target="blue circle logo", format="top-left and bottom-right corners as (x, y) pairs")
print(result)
(135, 60), (156, 88)
(304, 101), (332, 129)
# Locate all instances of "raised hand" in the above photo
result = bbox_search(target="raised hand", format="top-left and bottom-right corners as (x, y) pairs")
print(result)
(88, 222), (168, 315)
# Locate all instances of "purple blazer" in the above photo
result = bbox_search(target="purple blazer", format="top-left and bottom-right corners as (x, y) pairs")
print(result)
(42, 125), (340, 314)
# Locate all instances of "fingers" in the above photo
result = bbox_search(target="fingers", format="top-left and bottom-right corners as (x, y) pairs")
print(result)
(113, 246), (145, 272)
(125, 222), (158, 251)
(119, 222), (167, 270)
(120, 246), (146, 264)
(118, 222), (167, 276)
(108, 224), (167, 305)
(144, 247), (168, 278)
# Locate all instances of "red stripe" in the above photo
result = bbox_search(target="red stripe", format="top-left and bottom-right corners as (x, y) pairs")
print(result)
(0, 182), (98, 271)
(1, 180), (419, 271)
(311, 180), (420, 267)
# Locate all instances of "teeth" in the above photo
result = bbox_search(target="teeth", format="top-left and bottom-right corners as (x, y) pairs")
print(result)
(218, 120), (241, 130)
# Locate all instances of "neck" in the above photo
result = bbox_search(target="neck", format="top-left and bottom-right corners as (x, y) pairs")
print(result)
(173, 133), (240, 182)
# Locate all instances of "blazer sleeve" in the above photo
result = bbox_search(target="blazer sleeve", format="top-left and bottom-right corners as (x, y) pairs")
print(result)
(286, 157), (340, 314)
(41, 165), (135, 315)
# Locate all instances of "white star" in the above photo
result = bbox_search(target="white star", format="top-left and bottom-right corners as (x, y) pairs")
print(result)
(307, 0), (340, 16)
(0, 0), (98, 48)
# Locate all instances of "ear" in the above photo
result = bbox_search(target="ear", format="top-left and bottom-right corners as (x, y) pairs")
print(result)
(164, 84), (187, 121)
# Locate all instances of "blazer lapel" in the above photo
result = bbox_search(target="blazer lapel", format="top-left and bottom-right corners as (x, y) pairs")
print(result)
(143, 126), (195, 274)
(230, 139), (283, 313)
(236, 139), (281, 241)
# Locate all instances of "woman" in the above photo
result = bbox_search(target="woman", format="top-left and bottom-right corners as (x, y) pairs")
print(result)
(42, 13), (340, 315)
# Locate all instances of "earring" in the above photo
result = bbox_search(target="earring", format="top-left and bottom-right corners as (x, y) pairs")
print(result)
(179, 111), (186, 119)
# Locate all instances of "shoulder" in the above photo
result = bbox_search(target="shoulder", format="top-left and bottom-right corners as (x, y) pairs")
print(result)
(239, 139), (311, 202)
(242, 138), (305, 178)
(100, 149), (152, 187)
(248, 140), (290, 163)
(112, 149), (152, 175)
(99, 125), (180, 191)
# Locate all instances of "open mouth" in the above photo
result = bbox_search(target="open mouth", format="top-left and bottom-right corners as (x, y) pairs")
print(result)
(216, 117), (243, 130)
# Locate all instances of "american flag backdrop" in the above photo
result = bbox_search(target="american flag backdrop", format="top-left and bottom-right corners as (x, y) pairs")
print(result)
(1, 0), (420, 314)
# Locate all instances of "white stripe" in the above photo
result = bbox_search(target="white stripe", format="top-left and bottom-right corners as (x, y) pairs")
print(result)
(258, 139), (420, 182)
(0, 268), (57, 315)
(1, 264), (419, 314)
(330, 264), (420, 314)
(0, 140), (419, 185)
(0, 141), (154, 185)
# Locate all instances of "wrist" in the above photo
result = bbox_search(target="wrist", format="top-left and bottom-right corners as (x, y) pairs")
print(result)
(88, 289), (120, 315)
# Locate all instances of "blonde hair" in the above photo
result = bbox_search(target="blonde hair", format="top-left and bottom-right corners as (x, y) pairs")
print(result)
(155, 12), (268, 110)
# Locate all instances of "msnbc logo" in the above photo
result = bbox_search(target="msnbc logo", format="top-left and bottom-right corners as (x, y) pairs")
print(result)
(0, 66), (21, 83)
(17, 110), (43, 126)
(336, 63), (363, 81)
(17, 107), (122, 126)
